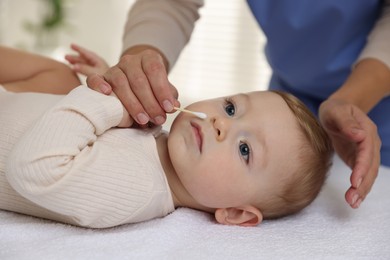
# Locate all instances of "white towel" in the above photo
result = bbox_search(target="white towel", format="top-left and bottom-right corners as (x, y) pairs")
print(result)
(1, 156), (389, 260)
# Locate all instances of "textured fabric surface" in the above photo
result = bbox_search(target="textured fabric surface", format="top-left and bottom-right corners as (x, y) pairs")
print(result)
(1, 156), (389, 260)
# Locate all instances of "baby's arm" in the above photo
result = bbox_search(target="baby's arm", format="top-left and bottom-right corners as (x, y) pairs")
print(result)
(5, 86), (132, 228)
(0, 46), (80, 94)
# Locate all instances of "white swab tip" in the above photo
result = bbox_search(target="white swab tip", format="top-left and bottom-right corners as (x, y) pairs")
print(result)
(194, 112), (207, 119)
(174, 107), (207, 119)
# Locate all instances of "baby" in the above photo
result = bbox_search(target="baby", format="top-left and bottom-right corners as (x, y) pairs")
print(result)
(0, 45), (333, 228)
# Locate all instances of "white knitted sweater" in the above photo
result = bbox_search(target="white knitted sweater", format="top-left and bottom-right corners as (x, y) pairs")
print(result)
(0, 86), (174, 228)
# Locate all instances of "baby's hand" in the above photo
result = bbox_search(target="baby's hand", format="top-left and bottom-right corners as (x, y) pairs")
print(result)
(65, 43), (109, 77)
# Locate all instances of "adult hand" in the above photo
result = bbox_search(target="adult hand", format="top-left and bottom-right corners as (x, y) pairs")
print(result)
(87, 47), (180, 127)
(85, 76), (134, 128)
(319, 98), (381, 209)
(65, 43), (109, 76)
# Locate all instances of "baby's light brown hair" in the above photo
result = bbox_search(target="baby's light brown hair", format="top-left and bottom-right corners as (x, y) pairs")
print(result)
(259, 90), (334, 219)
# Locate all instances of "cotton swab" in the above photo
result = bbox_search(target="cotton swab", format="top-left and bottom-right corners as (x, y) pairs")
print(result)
(174, 107), (207, 119)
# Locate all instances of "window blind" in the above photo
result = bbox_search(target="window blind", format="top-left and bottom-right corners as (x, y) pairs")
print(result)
(169, 1), (271, 103)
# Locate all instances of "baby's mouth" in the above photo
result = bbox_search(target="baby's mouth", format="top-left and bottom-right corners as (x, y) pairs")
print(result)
(191, 122), (203, 152)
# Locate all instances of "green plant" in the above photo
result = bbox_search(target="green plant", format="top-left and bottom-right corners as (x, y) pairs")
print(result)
(23, 0), (68, 49)
(41, 0), (65, 30)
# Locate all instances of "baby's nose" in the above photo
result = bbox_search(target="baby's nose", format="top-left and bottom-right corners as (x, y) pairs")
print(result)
(212, 117), (230, 141)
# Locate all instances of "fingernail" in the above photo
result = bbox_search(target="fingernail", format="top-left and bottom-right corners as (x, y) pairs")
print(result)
(355, 198), (363, 208)
(136, 113), (149, 125)
(351, 194), (359, 205)
(356, 178), (362, 188)
(351, 128), (361, 134)
(100, 84), (110, 94)
(163, 100), (173, 112)
(154, 116), (165, 125)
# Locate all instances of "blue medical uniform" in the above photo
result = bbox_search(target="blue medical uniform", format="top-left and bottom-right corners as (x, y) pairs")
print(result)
(247, 0), (390, 166)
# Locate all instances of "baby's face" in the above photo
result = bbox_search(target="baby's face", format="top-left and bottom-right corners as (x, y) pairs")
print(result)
(168, 91), (303, 209)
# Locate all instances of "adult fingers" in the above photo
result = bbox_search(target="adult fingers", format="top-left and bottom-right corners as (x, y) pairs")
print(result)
(118, 52), (170, 125)
(86, 73), (112, 95)
(104, 62), (153, 126)
(100, 49), (178, 126)
(320, 100), (381, 208)
(141, 50), (178, 113)
(346, 115), (380, 208)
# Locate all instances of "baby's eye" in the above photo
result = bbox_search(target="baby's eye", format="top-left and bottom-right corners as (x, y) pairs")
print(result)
(239, 142), (250, 163)
(224, 98), (235, 116)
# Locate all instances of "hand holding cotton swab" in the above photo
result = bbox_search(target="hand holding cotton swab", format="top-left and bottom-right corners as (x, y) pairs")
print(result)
(174, 107), (207, 119)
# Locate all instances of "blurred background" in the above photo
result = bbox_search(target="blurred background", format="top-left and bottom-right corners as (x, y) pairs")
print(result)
(0, 0), (271, 123)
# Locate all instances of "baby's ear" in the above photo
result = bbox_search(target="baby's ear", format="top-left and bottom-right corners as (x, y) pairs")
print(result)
(215, 206), (263, 227)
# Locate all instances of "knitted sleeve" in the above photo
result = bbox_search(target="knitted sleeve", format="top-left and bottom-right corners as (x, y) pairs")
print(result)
(122, 0), (204, 70)
(5, 86), (139, 228)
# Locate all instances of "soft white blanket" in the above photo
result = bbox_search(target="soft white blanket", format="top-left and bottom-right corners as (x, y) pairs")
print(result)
(1, 156), (389, 260)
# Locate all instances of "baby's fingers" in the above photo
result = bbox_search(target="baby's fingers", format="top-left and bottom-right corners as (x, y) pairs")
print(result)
(73, 64), (99, 77)
(70, 43), (99, 64)
(65, 54), (87, 65)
